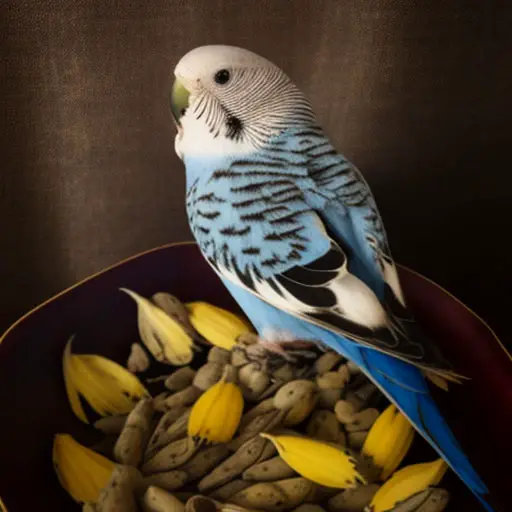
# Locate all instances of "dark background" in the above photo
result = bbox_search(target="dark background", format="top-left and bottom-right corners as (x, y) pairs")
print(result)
(1, 0), (511, 346)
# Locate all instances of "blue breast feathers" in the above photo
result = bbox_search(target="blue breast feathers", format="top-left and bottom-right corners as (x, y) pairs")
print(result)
(184, 132), (337, 278)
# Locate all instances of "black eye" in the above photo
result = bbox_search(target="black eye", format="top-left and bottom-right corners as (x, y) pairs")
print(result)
(214, 69), (230, 85)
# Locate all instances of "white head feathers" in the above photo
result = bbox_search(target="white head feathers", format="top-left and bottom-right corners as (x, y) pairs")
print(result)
(174, 45), (278, 88)
(172, 45), (315, 159)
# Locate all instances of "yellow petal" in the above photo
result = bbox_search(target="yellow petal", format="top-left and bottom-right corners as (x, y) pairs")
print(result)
(63, 337), (149, 423)
(186, 301), (253, 350)
(370, 459), (448, 512)
(380, 417), (415, 480)
(188, 377), (243, 443)
(53, 434), (114, 503)
(221, 381), (245, 440)
(81, 355), (148, 399)
(122, 288), (193, 365)
(362, 404), (415, 481)
(63, 337), (88, 422)
(261, 433), (366, 488)
(362, 404), (396, 460)
(71, 356), (132, 416)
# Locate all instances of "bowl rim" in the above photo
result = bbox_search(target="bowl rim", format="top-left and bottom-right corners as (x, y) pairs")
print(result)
(0, 240), (194, 512)
(0, 241), (509, 512)
(0, 241), (194, 346)
(2, 241), (508, 358)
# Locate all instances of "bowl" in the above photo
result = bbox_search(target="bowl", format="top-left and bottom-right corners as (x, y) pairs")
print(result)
(0, 242), (510, 511)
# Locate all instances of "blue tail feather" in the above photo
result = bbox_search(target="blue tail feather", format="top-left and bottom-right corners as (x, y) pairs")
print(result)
(329, 335), (493, 511)
(219, 278), (493, 511)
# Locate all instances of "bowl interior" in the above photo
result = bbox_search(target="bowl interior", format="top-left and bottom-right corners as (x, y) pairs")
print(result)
(0, 243), (509, 511)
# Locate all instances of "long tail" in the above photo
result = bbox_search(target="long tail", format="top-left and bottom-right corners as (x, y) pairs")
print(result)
(327, 334), (493, 512)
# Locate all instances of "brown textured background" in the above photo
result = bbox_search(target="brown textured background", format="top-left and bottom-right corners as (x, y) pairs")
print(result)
(1, 0), (511, 345)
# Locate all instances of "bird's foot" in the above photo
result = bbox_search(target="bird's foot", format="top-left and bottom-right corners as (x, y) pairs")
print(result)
(235, 330), (323, 374)
(259, 339), (320, 360)
(255, 332), (321, 364)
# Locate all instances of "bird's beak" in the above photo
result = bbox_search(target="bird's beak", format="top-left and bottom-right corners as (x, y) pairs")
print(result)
(170, 78), (190, 127)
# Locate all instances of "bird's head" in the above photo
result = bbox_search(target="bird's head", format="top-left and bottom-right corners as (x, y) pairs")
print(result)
(171, 45), (315, 160)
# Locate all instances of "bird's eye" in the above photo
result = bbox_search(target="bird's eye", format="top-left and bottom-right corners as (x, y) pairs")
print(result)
(214, 69), (230, 85)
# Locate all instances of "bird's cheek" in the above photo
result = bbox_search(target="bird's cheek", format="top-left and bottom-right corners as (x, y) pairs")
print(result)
(170, 78), (191, 124)
(174, 132), (184, 161)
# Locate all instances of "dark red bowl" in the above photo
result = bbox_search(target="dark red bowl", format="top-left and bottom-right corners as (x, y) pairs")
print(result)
(0, 242), (510, 512)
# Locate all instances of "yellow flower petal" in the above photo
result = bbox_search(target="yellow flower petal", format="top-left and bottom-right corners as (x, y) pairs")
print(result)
(381, 418), (415, 480)
(362, 404), (415, 480)
(261, 433), (366, 489)
(186, 302), (253, 350)
(370, 458), (448, 512)
(362, 404), (396, 460)
(63, 337), (149, 423)
(122, 288), (194, 366)
(188, 370), (244, 443)
(63, 338), (87, 422)
(53, 434), (115, 503)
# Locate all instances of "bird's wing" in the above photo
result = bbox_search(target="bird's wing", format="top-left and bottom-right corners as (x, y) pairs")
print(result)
(301, 140), (412, 321)
(200, 174), (452, 374)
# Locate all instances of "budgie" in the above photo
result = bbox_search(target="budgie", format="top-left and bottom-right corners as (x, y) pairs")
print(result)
(169, 45), (492, 511)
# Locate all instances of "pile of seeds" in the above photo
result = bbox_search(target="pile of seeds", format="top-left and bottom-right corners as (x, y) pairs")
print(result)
(56, 292), (450, 512)
(87, 338), (447, 511)
(92, 344), (377, 510)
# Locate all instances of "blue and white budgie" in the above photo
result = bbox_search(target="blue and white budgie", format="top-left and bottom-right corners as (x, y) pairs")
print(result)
(170, 45), (492, 511)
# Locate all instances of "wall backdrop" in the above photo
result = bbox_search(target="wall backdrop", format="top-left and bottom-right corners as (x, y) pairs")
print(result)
(2, 1), (511, 346)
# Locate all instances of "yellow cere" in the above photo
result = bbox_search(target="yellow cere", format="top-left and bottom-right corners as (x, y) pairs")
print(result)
(170, 79), (191, 122)
(122, 288), (194, 366)
(188, 377), (244, 443)
(261, 434), (366, 489)
(362, 404), (415, 480)
(63, 337), (149, 423)
(370, 458), (448, 512)
(53, 434), (115, 503)
(186, 302), (253, 350)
